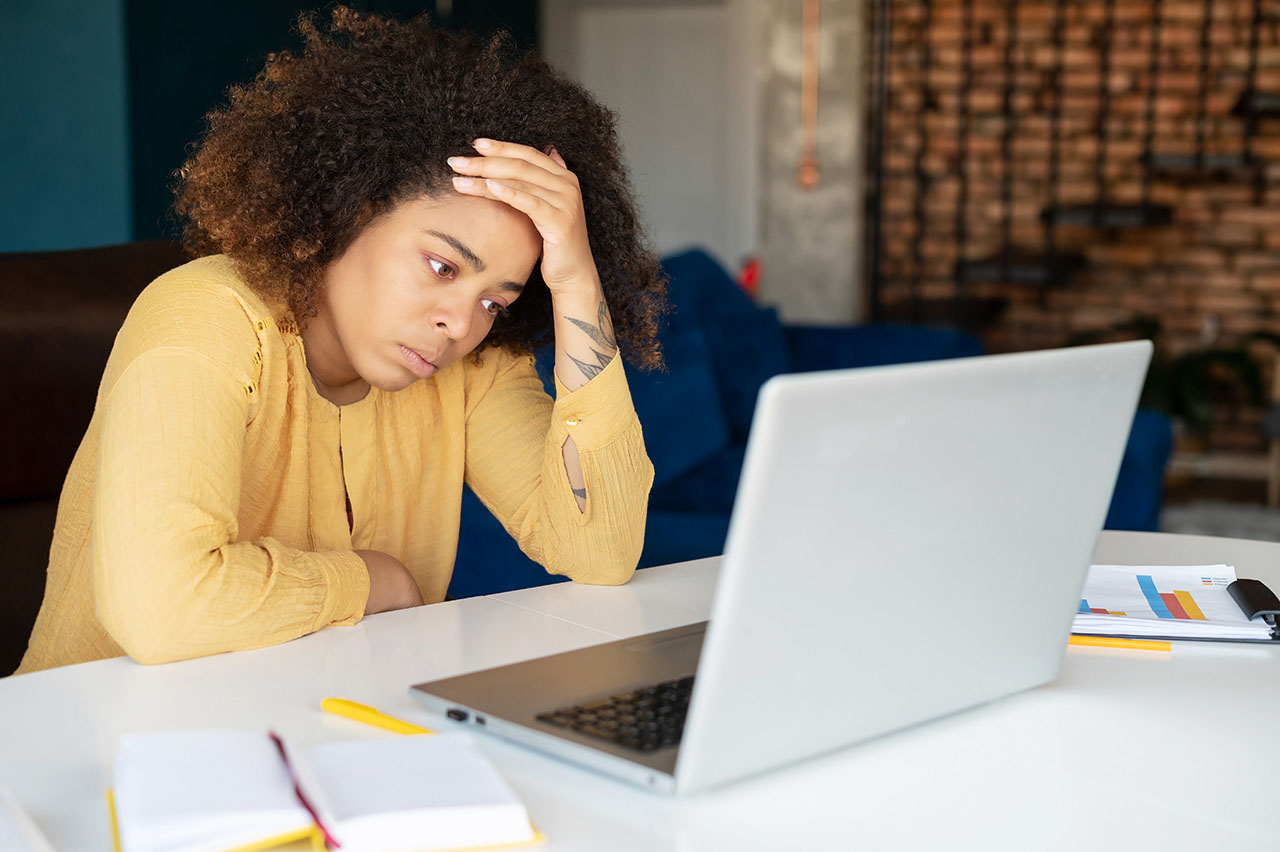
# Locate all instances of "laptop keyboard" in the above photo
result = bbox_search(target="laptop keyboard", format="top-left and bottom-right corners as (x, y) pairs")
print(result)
(535, 675), (695, 753)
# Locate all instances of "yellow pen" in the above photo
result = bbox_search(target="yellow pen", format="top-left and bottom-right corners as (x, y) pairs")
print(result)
(321, 697), (435, 734)
(1068, 635), (1172, 652)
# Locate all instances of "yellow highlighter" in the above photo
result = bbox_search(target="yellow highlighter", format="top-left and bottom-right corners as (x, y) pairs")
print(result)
(321, 697), (435, 734)
(1068, 635), (1172, 652)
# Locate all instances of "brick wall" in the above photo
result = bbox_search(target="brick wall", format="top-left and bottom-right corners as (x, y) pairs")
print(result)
(873, 0), (1280, 451)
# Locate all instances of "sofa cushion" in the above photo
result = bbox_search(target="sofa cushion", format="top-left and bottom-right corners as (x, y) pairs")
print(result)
(660, 249), (789, 442)
(1104, 408), (1173, 532)
(784, 323), (986, 374)
(648, 446), (744, 516)
(637, 511), (732, 569)
(705, 306), (789, 442)
(624, 327), (731, 487)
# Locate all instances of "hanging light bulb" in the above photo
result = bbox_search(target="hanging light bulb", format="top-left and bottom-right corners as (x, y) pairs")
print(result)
(798, 0), (821, 190)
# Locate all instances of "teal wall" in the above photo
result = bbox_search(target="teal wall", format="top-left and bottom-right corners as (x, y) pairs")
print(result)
(0, 0), (131, 252)
(124, 0), (537, 243)
(1, 1), (536, 253)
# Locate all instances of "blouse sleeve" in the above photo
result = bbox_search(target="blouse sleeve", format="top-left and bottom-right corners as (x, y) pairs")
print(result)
(462, 352), (654, 585)
(91, 281), (369, 665)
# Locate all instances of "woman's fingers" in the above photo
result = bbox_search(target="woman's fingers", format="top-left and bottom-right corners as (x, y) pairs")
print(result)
(448, 154), (557, 183)
(447, 154), (575, 205)
(451, 173), (563, 216)
(453, 176), (570, 245)
(472, 137), (567, 173)
(450, 139), (595, 289)
(450, 174), (541, 198)
(448, 138), (577, 195)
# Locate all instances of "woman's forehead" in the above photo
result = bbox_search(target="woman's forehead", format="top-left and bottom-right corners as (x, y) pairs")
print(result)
(391, 194), (541, 265)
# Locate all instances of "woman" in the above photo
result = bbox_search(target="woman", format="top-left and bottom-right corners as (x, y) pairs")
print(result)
(16, 8), (664, 673)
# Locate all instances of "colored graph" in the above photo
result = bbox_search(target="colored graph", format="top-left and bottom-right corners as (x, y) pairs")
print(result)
(1078, 599), (1126, 616)
(1136, 575), (1207, 620)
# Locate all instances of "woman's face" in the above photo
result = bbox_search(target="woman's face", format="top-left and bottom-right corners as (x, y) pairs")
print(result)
(306, 193), (542, 401)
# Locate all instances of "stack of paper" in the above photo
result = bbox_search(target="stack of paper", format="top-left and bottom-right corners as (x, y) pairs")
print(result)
(1073, 564), (1273, 641)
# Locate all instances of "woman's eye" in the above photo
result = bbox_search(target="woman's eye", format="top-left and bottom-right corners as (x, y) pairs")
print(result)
(481, 298), (509, 318)
(427, 257), (455, 279)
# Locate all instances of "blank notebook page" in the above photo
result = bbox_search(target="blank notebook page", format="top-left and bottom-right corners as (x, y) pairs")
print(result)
(114, 729), (310, 852)
(294, 733), (532, 851)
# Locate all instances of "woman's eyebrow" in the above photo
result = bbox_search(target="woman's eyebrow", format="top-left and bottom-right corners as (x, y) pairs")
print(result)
(425, 229), (485, 272)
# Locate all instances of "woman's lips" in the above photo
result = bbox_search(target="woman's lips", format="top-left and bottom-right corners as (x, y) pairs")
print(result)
(399, 344), (437, 379)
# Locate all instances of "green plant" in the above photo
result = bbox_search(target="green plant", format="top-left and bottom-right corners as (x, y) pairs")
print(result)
(1069, 316), (1278, 439)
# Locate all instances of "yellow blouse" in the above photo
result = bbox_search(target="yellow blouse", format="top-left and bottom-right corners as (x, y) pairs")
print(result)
(16, 256), (653, 673)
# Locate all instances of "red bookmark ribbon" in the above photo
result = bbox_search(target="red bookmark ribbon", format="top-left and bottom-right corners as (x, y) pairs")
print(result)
(269, 731), (341, 849)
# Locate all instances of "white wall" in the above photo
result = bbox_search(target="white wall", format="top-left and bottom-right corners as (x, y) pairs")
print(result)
(542, 0), (762, 276)
(542, 0), (867, 322)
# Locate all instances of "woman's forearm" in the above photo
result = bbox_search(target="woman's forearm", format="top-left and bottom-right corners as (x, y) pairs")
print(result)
(552, 282), (618, 511)
(551, 281), (618, 393)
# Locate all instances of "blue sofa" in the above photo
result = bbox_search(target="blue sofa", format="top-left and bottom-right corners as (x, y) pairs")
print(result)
(448, 249), (1172, 599)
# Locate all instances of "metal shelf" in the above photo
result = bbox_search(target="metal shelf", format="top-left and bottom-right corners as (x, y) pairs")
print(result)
(955, 251), (1085, 286)
(1041, 204), (1174, 229)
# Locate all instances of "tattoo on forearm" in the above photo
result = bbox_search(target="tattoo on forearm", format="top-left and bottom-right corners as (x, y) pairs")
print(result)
(565, 301), (618, 381)
(567, 302), (617, 350)
(568, 349), (613, 380)
(572, 487), (587, 500)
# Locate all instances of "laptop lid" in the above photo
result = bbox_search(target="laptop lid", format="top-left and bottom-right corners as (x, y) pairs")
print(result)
(672, 340), (1152, 791)
(412, 341), (1151, 794)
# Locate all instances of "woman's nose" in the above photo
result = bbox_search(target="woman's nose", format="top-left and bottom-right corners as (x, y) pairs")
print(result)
(430, 298), (471, 340)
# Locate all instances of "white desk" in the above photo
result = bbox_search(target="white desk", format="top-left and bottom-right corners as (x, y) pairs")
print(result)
(2, 531), (1278, 850)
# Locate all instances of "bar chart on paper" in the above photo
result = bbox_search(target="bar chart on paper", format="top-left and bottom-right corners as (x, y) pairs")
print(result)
(1073, 564), (1273, 640)
(1078, 572), (1219, 621)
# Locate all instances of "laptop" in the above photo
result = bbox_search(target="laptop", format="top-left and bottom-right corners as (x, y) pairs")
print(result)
(411, 340), (1153, 794)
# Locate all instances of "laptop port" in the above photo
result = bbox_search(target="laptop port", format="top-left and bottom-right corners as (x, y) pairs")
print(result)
(475, 716), (486, 725)
(446, 708), (469, 722)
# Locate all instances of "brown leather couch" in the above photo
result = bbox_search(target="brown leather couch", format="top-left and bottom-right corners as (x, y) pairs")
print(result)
(1, 241), (190, 674)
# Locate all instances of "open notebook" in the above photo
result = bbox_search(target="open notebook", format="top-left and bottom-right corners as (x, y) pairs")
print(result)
(110, 729), (542, 852)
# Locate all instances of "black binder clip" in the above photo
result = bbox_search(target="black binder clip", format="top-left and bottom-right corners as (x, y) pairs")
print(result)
(1228, 579), (1280, 633)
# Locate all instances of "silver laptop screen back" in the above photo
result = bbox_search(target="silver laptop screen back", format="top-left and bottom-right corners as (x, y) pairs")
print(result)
(674, 341), (1152, 792)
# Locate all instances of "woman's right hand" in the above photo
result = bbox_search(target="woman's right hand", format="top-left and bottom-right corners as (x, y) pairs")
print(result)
(357, 550), (424, 614)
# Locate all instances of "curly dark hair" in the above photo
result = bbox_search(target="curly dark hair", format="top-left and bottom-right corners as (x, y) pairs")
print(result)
(175, 6), (666, 369)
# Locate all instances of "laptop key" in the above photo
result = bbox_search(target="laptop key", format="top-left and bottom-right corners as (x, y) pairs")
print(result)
(534, 675), (696, 752)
